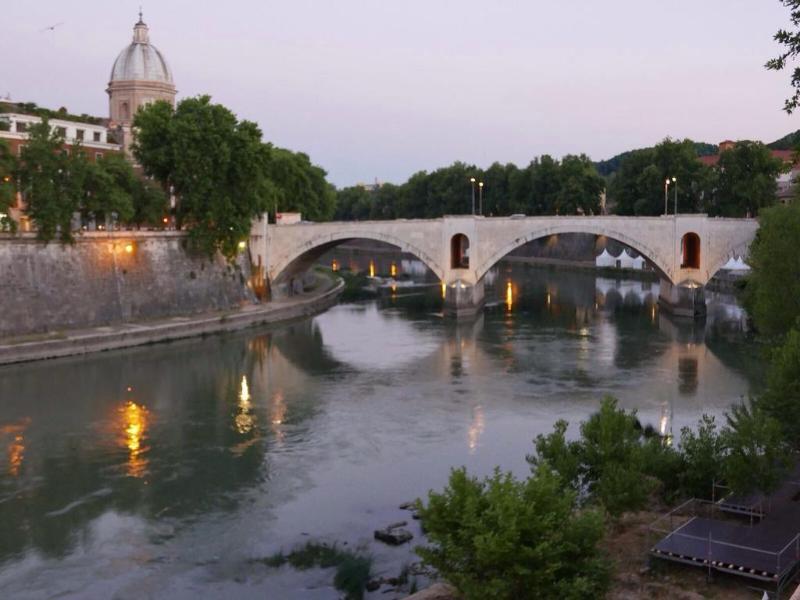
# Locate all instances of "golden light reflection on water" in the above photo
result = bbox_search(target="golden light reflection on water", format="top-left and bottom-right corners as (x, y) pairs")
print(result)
(368, 260), (375, 278)
(468, 405), (485, 454)
(441, 282), (447, 299)
(505, 281), (513, 311)
(235, 375), (255, 434)
(390, 262), (397, 277)
(120, 401), (149, 477)
(2, 420), (29, 477)
(270, 390), (286, 444)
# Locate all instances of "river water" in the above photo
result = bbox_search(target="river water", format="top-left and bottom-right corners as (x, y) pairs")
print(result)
(0, 255), (762, 599)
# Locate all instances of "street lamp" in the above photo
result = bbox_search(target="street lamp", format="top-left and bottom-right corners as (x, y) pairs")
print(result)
(664, 178), (670, 215)
(478, 181), (484, 216)
(469, 177), (476, 215)
(672, 176), (678, 215)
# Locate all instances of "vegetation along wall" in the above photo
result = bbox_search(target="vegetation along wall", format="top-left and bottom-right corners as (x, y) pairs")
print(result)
(0, 231), (254, 337)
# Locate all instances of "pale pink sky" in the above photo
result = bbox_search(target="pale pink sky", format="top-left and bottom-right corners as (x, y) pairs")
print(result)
(4, 1), (798, 186)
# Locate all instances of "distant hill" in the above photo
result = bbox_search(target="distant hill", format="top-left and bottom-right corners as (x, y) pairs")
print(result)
(767, 129), (800, 150)
(594, 142), (718, 177)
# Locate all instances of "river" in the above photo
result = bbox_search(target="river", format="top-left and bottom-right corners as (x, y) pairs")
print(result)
(0, 254), (762, 599)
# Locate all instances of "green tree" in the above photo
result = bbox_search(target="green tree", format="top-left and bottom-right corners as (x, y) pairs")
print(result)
(267, 147), (335, 222)
(17, 120), (80, 242)
(708, 141), (784, 217)
(416, 466), (609, 600)
(482, 162), (519, 216)
(609, 139), (712, 215)
(766, 0), (800, 113)
(722, 402), (790, 496)
(556, 154), (604, 215)
(334, 186), (371, 220)
(759, 327), (800, 446)
(73, 153), (134, 225)
(134, 96), (277, 257)
(0, 139), (16, 231)
(370, 183), (400, 219)
(743, 202), (800, 336)
(528, 397), (660, 516)
(678, 415), (724, 499)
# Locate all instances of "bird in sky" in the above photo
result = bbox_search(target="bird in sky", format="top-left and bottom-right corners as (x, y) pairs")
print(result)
(40, 22), (64, 33)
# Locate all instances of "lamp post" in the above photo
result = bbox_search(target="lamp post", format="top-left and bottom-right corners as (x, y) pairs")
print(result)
(469, 177), (476, 215)
(664, 178), (670, 215)
(672, 176), (678, 216)
(478, 181), (484, 216)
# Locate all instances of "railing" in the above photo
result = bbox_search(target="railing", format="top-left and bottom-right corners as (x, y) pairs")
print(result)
(649, 498), (800, 579)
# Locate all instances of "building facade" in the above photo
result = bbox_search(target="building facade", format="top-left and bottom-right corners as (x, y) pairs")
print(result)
(107, 13), (176, 156)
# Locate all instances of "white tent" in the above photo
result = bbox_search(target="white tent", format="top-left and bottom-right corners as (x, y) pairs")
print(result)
(595, 249), (616, 268)
(722, 257), (751, 271)
(618, 250), (637, 269)
(732, 257), (751, 271)
(630, 255), (645, 270)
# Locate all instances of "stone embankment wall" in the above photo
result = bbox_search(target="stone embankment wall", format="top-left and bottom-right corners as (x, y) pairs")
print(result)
(0, 232), (254, 337)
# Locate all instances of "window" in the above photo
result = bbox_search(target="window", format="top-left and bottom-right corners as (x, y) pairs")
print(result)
(93, 131), (102, 142)
(450, 234), (470, 269)
(681, 233), (701, 269)
(95, 152), (103, 161)
(15, 121), (27, 133)
(56, 127), (67, 138)
(121, 102), (130, 120)
(76, 129), (84, 141)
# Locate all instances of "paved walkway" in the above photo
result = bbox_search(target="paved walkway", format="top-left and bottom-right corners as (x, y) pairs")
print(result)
(0, 276), (343, 366)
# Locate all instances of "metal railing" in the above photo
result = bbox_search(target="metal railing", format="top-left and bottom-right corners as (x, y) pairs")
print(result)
(649, 498), (800, 579)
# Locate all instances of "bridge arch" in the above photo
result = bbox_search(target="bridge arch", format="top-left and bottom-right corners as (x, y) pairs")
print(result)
(704, 239), (753, 283)
(474, 224), (674, 284)
(270, 229), (445, 286)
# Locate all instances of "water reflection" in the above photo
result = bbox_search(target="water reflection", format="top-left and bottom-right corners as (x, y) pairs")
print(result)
(0, 259), (763, 598)
(120, 400), (149, 478)
(235, 375), (255, 435)
(1, 419), (28, 477)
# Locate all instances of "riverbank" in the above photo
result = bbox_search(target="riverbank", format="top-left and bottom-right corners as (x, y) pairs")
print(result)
(0, 270), (343, 366)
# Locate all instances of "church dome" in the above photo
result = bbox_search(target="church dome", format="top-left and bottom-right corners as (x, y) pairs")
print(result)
(109, 16), (173, 84)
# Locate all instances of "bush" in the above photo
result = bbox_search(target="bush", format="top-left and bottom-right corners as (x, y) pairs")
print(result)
(529, 397), (667, 515)
(416, 466), (609, 600)
(722, 402), (790, 496)
(678, 415), (724, 499)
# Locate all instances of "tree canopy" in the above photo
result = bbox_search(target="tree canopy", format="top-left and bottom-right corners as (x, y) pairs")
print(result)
(743, 202), (800, 336)
(608, 138), (712, 216)
(17, 121), (81, 242)
(134, 96), (277, 257)
(16, 119), (167, 242)
(134, 96), (335, 256)
(334, 156), (605, 221)
(0, 139), (15, 231)
(767, 0), (800, 113)
(708, 141), (784, 217)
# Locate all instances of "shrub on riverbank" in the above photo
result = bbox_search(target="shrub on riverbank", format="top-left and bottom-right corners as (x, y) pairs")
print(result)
(530, 396), (791, 513)
(415, 466), (610, 600)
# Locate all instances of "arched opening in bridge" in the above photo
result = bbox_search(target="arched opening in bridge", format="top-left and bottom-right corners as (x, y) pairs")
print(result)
(681, 233), (701, 269)
(451, 234), (470, 269)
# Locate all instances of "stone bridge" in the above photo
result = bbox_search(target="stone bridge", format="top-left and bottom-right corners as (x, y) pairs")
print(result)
(249, 214), (758, 318)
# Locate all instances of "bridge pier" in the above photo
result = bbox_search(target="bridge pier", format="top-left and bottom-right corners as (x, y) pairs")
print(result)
(658, 279), (706, 319)
(443, 279), (485, 319)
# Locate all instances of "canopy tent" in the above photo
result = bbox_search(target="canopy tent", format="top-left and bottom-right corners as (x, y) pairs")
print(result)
(595, 249), (616, 268)
(618, 250), (637, 269)
(722, 256), (751, 271)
